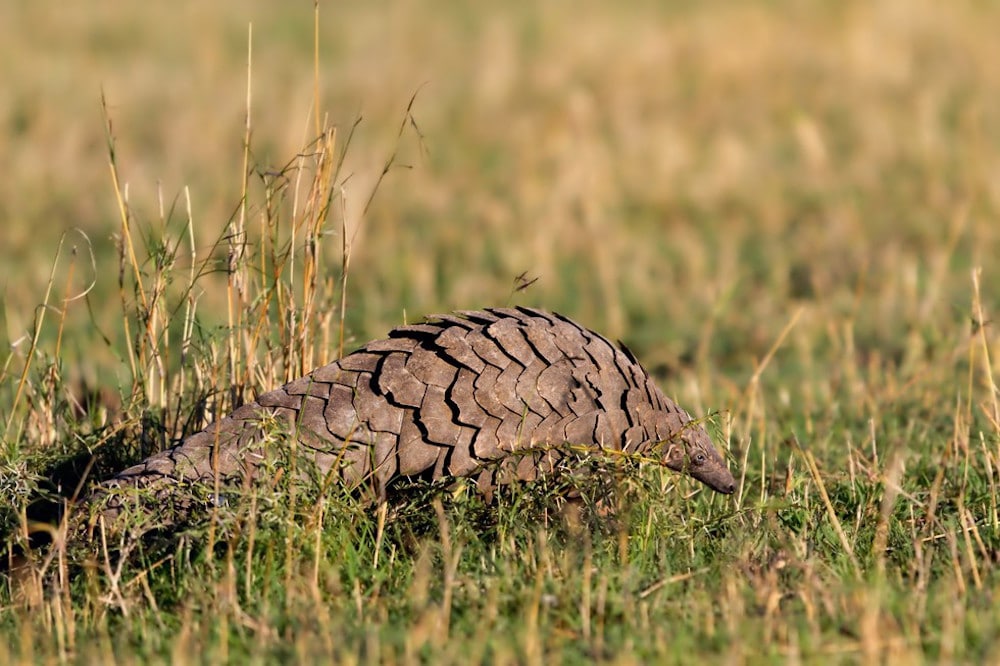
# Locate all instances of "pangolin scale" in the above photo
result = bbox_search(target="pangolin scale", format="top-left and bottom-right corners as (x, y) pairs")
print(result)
(91, 307), (734, 525)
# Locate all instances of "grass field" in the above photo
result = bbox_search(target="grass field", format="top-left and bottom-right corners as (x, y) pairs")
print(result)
(3, 0), (1000, 662)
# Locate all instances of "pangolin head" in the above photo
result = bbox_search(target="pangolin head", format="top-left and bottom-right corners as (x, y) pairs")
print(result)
(662, 424), (736, 494)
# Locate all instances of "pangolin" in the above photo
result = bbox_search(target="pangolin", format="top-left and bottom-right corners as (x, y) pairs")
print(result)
(89, 307), (734, 527)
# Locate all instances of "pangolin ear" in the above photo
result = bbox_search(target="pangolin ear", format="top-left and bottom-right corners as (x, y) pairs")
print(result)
(663, 442), (685, 470)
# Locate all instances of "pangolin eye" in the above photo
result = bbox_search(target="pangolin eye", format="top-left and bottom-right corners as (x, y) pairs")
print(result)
(693, 452), (706, 465)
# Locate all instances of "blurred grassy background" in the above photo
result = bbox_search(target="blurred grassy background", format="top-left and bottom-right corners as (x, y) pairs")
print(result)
(4, 0), (1000, 661)
(4, 0), (998, 379)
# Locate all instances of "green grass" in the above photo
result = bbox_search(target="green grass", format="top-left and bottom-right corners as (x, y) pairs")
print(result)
(3, 0), (1000, 662)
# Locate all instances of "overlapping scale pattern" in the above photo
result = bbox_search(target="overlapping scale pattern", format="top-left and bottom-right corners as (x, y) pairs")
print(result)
(95, 307), (734, 522)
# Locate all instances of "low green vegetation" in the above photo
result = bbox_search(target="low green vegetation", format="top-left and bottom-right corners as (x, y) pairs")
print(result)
(3, 1), (1000, 662)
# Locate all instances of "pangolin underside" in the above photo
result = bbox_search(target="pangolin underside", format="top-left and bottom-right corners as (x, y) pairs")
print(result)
(91, 307), (734, 526)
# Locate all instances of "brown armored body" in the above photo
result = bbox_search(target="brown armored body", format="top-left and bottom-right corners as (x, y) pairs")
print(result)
(93, 307), (734, 524)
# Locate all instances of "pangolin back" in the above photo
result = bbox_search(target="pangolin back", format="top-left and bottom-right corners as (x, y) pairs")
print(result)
(92, 307), (734, 524)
